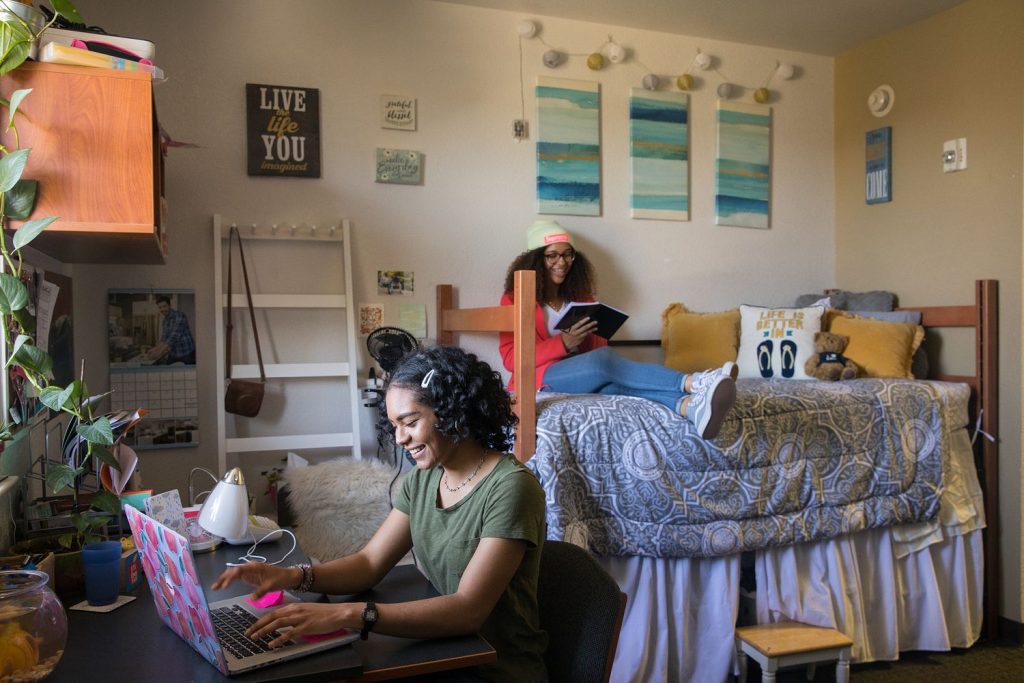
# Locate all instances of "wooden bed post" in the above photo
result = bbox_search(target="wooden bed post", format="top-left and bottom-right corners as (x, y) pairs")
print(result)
(977, 279), (999, 641)
(512, 270), (536, 462)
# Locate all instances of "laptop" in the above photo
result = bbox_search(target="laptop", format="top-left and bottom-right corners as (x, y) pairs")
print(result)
(125, 505), (359, 675)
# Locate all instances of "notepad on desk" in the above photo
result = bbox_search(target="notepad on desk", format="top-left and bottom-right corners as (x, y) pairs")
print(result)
(553, 302), (629, 340)
(39, 42), (165, 80)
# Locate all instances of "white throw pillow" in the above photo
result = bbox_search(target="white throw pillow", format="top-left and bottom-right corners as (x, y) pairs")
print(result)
(737, 305), (825, 379)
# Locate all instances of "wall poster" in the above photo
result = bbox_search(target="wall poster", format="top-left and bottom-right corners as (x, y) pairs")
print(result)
(629, 89), (689, 221)
(536, 76), (601, 216)
(865, 127), (892, 204)
(715, 101), (771, 229)
(246, 83), (321, 178)
(108, 289), (198, 450)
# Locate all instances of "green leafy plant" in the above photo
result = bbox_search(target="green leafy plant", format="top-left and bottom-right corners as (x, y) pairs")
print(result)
(0, 1), (126, 547)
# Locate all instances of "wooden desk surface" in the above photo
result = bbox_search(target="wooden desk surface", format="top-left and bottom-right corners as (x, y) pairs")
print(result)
(47, 539), (494, 682)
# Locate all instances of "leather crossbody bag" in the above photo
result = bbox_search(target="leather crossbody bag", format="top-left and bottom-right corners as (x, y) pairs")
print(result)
(224, 225), (267, 417)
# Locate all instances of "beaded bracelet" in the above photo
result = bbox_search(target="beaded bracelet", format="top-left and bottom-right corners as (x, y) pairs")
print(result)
(293, 563), (315, 593)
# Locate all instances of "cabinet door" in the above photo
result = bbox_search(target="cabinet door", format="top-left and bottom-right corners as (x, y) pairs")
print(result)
(1, 62), (164, 264)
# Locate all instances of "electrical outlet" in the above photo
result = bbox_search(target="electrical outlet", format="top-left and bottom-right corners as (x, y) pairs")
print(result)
(513, 119), (528, 140)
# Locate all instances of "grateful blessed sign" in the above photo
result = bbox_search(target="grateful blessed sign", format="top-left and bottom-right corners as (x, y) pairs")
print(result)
(246, 83), (321, 178)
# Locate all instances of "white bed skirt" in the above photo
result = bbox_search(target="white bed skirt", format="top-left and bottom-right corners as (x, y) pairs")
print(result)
(598, 553), (741, 683)
(755, 525), (983, 662)
(596, 525), (983, 683)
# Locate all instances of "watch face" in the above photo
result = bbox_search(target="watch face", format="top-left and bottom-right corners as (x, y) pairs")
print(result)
(364, 605), (379, 622)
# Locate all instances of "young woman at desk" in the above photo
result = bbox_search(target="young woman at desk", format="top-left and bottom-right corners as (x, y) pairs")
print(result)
(213, 346), (547, 683)
(499, 219), (737, 440)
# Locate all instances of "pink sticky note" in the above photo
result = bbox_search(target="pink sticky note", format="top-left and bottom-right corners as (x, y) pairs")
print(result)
(246, 591), (284, 609)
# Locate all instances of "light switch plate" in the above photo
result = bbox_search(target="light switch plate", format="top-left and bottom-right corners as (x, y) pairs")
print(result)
(943, 138), (967, 172)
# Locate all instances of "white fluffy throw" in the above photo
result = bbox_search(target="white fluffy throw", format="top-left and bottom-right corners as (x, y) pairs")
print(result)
(283, 457), (399, 562)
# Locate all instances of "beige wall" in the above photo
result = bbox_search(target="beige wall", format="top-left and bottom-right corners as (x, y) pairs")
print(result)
(835, 0), (1024, 621)
(64, 0), (834, 502)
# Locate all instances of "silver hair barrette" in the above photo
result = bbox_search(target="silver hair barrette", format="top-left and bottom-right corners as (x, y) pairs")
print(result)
(421, 369), (436, 388)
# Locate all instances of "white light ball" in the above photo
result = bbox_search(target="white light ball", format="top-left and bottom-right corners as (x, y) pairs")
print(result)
(642, 74), (660, 91)
(542, 50), (564, 68)
(776, 62), (795, 80)
(517, 20), (537, 38)
(694, 52), (712, 70)
(605, 43), (626, 64)
(717, 82), (733, 98)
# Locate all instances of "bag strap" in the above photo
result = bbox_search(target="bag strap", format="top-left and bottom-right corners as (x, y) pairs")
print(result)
(225, 226), (266, 382)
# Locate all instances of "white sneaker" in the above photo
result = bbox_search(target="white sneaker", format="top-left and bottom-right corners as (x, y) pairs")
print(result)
(688, 361), (739, 395)
(686, 373), (737, 440)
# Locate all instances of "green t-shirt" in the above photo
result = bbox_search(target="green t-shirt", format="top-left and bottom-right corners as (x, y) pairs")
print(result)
(394, 455), (548, 683)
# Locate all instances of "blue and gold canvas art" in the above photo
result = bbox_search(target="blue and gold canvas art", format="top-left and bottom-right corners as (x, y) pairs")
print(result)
(629, 89), (689, 221)
(715, 101), (771, 229)
(536, 76), (601, 216)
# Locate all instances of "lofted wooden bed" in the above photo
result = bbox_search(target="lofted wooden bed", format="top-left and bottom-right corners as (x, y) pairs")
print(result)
(436, 275), (1000, 651)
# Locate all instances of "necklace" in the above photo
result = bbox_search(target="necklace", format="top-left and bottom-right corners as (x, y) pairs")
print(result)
(442, 455), (487, 493)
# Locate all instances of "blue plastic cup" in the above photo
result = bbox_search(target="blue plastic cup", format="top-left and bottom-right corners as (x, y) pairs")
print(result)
(82, 540), (122, 606)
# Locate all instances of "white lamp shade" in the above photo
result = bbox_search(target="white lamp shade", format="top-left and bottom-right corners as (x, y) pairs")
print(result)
(642, 73), (660, 90)
(694, 52), (712, 70)
(776, 62), (795, 80)
(198, 468), (250, 540)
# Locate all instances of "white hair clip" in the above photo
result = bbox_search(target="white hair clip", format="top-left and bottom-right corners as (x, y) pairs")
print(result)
(421, 369), (436, 388)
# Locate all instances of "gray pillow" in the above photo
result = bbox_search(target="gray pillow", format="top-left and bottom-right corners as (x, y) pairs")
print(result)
(794, 290), (895, 311)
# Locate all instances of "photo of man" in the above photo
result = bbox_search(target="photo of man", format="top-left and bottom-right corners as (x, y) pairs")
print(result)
(148, 294), (196, 365)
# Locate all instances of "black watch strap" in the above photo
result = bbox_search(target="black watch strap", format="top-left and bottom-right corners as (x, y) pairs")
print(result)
(360, 601), (378, 641)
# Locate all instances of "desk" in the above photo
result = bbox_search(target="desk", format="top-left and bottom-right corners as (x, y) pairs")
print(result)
(48, 542), (495, 682)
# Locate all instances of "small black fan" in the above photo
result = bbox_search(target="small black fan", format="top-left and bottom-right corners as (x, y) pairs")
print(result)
(366, 326), (418, 376)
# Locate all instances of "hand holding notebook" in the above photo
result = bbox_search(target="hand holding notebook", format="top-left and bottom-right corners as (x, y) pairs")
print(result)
(553, 302), (629, 340)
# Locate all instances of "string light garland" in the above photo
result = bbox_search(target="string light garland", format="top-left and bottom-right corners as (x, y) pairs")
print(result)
(516, 18), (798, 103)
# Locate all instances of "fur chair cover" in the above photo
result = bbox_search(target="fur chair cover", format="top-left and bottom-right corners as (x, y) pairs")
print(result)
(282, 457), (398, 562)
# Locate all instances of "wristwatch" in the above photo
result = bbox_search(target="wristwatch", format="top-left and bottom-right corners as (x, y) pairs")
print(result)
(360, 601), (379, 640)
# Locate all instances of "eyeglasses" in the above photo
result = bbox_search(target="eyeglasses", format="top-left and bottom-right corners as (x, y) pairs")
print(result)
(544, 250), (575, 264)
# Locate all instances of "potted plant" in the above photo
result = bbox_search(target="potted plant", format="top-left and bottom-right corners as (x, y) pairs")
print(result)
(0, 1), (130, 595)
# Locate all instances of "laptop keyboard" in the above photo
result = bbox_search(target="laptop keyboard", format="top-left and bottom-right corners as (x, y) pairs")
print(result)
(211, 605), (290, 660)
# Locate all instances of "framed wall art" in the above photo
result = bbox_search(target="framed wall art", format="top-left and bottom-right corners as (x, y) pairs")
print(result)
(865, 126), (892, 204)
(246, 83), (321, 178)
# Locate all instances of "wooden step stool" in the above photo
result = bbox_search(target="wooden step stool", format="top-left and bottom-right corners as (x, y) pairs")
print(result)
(735, 622), (854, 683)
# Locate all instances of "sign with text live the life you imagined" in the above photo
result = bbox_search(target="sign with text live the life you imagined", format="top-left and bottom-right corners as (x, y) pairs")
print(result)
(246, 83), (321, 178)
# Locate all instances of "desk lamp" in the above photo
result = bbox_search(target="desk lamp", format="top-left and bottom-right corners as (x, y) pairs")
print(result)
(197, 467), (249, 540)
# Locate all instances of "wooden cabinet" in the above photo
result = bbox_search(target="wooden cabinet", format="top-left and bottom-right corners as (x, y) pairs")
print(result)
(1, 62), (165, 264)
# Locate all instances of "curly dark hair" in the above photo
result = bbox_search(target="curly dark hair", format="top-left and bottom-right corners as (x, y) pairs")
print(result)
(375, 346), (518, 453)
(503, 247), (597, 305)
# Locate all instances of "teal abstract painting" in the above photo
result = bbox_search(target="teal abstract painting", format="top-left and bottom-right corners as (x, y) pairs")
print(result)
(629, 89), (689, 221)
(536, 76), (601, 216)
(715, 101), (771, 229)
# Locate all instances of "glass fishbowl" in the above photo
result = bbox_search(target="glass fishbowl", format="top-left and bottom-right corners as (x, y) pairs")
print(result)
(0, 570), (67, 682)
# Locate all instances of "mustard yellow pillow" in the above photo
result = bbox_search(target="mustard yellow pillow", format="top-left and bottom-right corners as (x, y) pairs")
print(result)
(661, 303), (740, 373)
(828, 315), (924, 379)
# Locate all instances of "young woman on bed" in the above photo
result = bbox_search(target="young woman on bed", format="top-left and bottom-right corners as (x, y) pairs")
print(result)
(500, 219), (737, 440)
(213, 346), (548, 683)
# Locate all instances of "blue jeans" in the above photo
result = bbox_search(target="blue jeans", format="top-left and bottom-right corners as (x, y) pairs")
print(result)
(542, 347), (690, 411)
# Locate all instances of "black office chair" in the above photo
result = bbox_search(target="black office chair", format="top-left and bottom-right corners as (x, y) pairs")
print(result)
(537, 540), (627, 683)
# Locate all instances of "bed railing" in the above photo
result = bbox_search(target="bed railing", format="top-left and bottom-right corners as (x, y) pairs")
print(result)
(436, 270), (536, 462)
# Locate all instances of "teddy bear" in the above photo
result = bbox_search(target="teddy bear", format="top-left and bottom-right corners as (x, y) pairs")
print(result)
(804, 331), (860, 381)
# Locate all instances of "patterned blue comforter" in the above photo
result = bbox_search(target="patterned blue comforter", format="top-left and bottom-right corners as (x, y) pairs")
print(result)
(526, 378), (969, 558)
